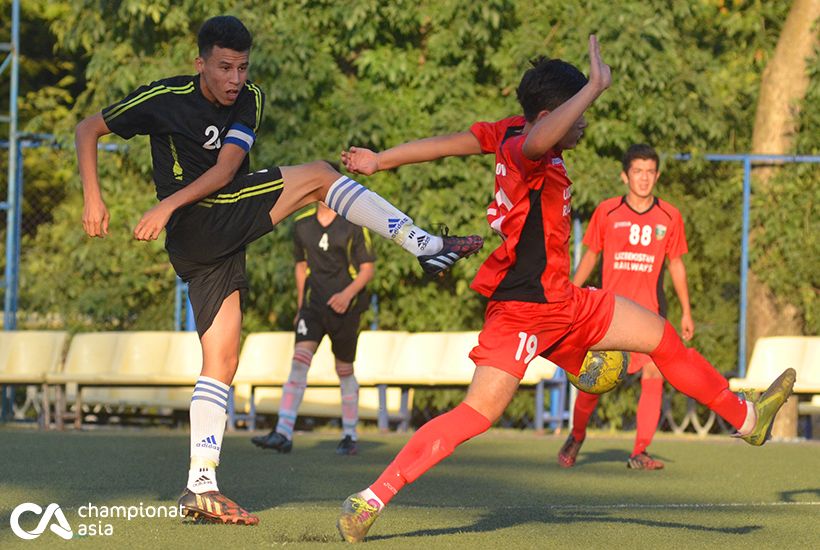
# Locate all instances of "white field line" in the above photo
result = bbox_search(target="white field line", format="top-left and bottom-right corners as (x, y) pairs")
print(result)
(268, 501), (820, 511)
(538, 501), (820, 510)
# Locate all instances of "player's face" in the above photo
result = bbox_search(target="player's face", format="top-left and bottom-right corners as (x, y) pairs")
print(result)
(196, 46), (250, 106)
(555, 115), (588, 150)
(621, 159), (660, 198)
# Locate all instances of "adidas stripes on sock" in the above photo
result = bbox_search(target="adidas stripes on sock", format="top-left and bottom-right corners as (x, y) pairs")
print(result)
(324, 176), (443, 256)
(276, 348), (313, 440)
(188, 376), (230, 493)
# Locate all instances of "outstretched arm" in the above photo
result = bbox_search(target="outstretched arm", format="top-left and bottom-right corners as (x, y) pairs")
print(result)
(341, 131), (482, 175)
(132, 144), (248, 241)
(572, 248), (600, 287)
(668, 256), (694, 340)
(76, 113), (113, 237)
(522, 35), (611, 160)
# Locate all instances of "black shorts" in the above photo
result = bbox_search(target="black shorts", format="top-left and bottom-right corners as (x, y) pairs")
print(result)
(166, 168), (284, 337)
(295, 303), (362, 363)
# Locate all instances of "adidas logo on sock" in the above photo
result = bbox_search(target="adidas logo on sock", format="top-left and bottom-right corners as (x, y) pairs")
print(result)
(416, 235), (430, 251)
(387, 217), (408, 239)
(196, 434), (220, 451)
(194, 475), (212, 485)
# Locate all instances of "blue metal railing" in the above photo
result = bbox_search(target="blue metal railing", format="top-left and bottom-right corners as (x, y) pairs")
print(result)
(673, 154), (820, 377)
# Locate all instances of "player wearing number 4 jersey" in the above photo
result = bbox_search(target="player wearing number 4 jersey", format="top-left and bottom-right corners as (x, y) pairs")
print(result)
(560, 144), (692, 471)
(337, 35), (795, 543)
(75, 15), (481, 526)
(252, 201), (375, 456)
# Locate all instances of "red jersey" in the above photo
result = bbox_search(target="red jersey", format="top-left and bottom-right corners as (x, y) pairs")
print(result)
(469, 116), (574, 303)
(583, 196), (688, 314)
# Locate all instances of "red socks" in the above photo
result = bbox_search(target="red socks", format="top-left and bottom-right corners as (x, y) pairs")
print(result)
(369, 402), (491, 505)
(571, 391), (599, 442)
(633, 377), (664, 456)
(650, 321), (747, 429)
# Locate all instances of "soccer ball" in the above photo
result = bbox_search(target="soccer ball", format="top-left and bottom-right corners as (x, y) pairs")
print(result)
(566, 350), (629, 394)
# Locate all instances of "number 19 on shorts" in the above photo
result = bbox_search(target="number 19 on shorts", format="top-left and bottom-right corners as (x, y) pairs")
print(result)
(515, 332), (538, 363)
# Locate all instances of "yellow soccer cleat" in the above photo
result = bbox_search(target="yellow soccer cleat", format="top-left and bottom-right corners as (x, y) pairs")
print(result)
(740, 368), (796, 446)
(337, 493), (382, 543)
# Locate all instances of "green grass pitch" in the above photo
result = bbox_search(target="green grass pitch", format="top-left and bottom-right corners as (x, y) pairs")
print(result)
(1, 427), (818, 548)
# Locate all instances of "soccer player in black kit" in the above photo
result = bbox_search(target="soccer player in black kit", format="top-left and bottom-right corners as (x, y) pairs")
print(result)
(75, 15), (482, 525)
(252, 201), (375, 456)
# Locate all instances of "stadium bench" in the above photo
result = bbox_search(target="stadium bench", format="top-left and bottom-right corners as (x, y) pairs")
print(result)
(0, 330), (68, 427)
(230, 331), (409, 431)
(47, 331), (203, 429)
(358, 331), (566, 432)
(729, 336), (820, 438)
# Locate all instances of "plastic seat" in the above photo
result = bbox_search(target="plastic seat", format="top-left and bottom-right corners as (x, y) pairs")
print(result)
(729, 337), (808, 392)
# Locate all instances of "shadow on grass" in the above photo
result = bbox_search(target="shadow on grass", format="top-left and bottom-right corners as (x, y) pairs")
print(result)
(573, 448), (629, 466)
(369, 508), (762, 540)
(572, 447), (672, 468)
(781, 488), (820, 502)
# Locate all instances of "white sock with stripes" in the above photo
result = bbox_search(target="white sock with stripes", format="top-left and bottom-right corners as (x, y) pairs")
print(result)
(275, 349), (313, 440)
(324, 176), (443, 256)
(187, 376), (230, 493)
(339, 374), (359, 440)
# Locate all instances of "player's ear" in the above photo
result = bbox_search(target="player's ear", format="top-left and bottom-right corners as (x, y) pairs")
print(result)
(195, 56), (205, 73)
(535, 109), (552, 121)
(620, 171), (629, 185)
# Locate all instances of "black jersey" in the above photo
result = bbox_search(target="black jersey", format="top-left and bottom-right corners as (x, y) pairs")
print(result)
(293, 208), (376, 312)
(102, 74), (264, 200)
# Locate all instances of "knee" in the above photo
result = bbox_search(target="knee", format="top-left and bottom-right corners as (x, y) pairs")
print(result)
(200, 352), (239, 384)
(310, 159), (339, 182)
(336, 362), (354, 377)
(297, 160), (339, 199)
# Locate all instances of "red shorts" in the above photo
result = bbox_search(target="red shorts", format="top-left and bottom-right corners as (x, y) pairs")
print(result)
(469, 285), (616, 380)
(627, 352), (653, 374)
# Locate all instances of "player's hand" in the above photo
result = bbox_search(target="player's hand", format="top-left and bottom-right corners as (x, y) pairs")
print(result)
(680, 312), (695, 341)
(83, 197), (110, 238)
(341, 146), (380, 175)
(133, 201), (173, 241)
(587, 34), (611, 95)
(327, 291), (352, 314)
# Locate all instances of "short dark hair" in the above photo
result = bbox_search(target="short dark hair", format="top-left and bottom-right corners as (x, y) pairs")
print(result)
(622, 144), (659, 172)
(197, 16), (252, 57)
(516, 57), (588, 122)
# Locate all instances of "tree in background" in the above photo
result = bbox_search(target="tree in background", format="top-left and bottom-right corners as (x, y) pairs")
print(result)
(748, 0), (819, 347)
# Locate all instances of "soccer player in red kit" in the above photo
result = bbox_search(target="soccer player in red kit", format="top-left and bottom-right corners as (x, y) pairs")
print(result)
(335, 36), (795, 543)
(559, 144), (692, 471)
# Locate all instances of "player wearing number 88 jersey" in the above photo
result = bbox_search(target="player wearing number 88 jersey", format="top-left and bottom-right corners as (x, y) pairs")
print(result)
(563, 144), (690, 470)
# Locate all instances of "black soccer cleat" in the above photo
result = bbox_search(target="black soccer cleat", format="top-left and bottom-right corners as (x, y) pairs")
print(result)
(418, 234), (484, 276)
(336, 435), (358, 456)
(251, 430), (293, 453)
